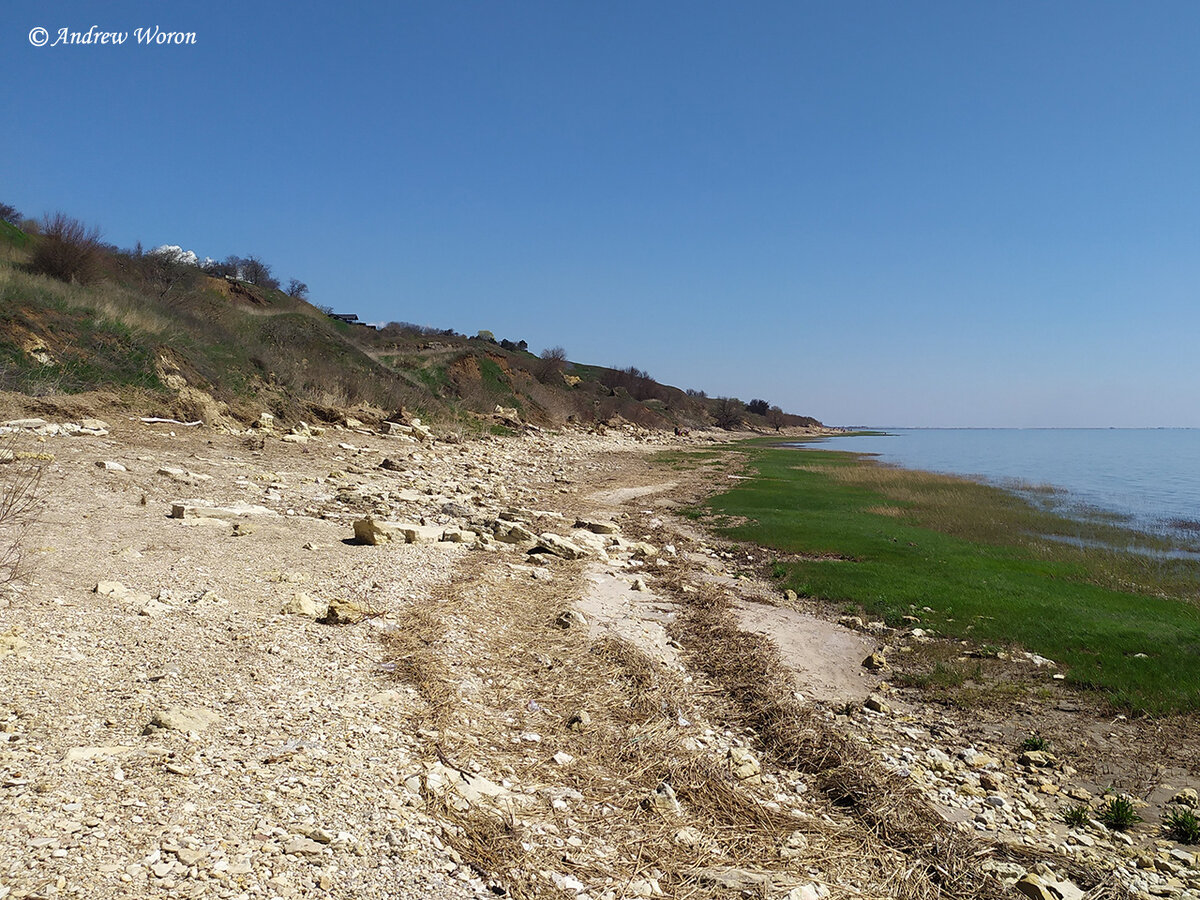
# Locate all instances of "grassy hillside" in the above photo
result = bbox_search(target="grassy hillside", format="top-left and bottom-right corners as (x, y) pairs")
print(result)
(0, 216), (822, 432)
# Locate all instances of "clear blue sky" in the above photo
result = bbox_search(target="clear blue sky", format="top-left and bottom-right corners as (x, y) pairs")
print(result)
(10, 1), (1200, 426)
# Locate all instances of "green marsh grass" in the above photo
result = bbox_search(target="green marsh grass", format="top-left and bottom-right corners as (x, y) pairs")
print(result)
(688, 443), (1200, 715)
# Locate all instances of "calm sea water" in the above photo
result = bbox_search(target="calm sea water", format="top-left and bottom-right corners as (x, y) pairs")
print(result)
(798, 429), (1200, 548)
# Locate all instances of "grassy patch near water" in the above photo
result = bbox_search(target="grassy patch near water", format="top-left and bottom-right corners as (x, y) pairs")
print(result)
(690, 442), (1200, 715)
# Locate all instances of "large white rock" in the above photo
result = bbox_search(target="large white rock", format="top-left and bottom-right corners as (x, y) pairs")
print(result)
(534, 533), (588, 560)
(353, 518), (442, 545)
(170, 501), (276, 520)
(147, 706), (219, 733)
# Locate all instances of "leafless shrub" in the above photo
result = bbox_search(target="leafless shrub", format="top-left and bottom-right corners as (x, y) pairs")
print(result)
(0, 203), (21, 226)
(0, 441), (44, 588)
(536, 346), (567, 383)
(600, 365), (662, 401)
(29, 213), (103, 284)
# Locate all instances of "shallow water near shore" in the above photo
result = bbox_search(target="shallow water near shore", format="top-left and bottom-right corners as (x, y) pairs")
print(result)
(796, 428), (1200, 551)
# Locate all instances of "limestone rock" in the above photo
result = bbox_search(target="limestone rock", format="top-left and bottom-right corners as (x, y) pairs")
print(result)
(645, 782), (682, 816)
(565, 710), (591, 731)
(1015, 872), (1083, 900)
(862, 651), (888, 671)
(729, 746), (762, 783)
(284, 836), (325, 857)
(864, 694), (891, 714)
(1, 627), (31, 657)
(62, 745), (135, 764)
(979, 772), (1004, 792)
(493, 405), (521, 426)
(353, 518), (442, 545)
(158, 466), (211, 484)
(170, 501), (275, 520)
(569, 529), (612, 557)
(97, 460), (127, 472)
(779, 830), (810, 859)
(554, 609), (588, 629)
(533, 533), (588, 560)
(137, 597), (171, 617)
(421, 762), (513, 812)
(574, 518), (620, 535)
(493, 521), (535, 544)
(283, 592), (327, 618)
(1171, 788), (1199, 806)
(353, 517), (400, 545)
(1019, 750), (1058, 768)
(691, 867), (776, 892)
(321, 597), (370, 625)
(146, 706), (219, 734)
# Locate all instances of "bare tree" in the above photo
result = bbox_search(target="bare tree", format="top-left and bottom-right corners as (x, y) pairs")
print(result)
(240, 256), (280, 289)
(0, 203), (21, 226)
(766, 405), (786, 432)
(712, 396), (743, 430)
(286, 279), (309, 300)
(537, 346), (568, 383)
(142, 250), (189, 300)
(29, 213), (103, 284)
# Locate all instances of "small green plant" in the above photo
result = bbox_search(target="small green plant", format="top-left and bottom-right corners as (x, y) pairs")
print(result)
(1019, 733), (1049, 752)
(770, 560), (787, 580)
(1099, 796), (1142, 831)
(1062, 805), (1091, 827)
(1164, 807), (1200, 844)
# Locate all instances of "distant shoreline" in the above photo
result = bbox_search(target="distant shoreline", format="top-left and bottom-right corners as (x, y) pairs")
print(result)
(786, 427), (1200, 552)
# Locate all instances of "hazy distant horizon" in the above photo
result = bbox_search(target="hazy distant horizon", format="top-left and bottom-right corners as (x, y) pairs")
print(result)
(841, 425), (1200, 431)
(802, 427), (1200, 544)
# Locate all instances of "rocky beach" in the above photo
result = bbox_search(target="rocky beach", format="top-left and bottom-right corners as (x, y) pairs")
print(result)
(1, 412), (1198, 900)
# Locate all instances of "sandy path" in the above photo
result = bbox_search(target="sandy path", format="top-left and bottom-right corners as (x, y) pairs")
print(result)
(731, 600), (873, 704)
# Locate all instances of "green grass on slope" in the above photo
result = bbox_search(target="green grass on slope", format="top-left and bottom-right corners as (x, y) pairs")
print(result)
(697, 445), (1200, 715)
(0, 221), (29, 248)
